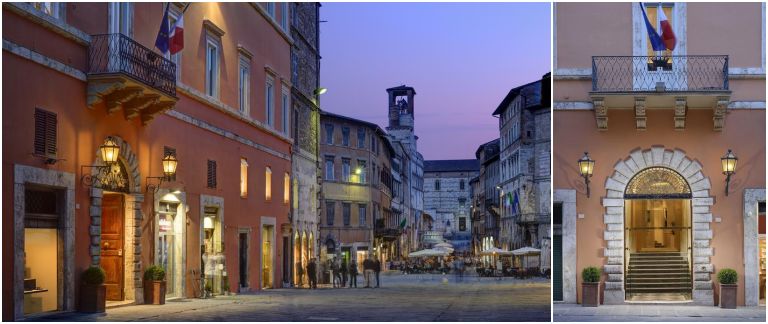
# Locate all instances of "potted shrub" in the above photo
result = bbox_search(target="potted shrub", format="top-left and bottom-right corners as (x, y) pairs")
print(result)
(143, 265), (167, 305)
(717, 268), (738, 309)
(79, 266), (106, 313)
(581, 266), (601, 307)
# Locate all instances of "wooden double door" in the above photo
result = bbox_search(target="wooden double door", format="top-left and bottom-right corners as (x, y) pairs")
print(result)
(101, 194), (125, 301)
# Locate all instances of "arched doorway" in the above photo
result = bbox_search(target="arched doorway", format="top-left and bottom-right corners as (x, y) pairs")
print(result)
(623, 167), (693, 301)
(600, 147), (715, 305)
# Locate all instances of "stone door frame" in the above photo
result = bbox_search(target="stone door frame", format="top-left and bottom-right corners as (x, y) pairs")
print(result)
(743, 188), (766, 306)
(13, 165), (76, 320)
(88, 136), (143, 304)
(553, 189), (577, 303)
(601, 146), (714, 305)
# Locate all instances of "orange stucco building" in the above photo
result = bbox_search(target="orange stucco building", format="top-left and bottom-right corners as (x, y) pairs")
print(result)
(3, 2), (296, 320)
(552, 2), (765, 307)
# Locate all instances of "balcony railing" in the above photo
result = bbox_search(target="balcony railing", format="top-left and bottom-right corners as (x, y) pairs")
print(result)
(592, 55), (728, 93)
(88, 33), (177, 97)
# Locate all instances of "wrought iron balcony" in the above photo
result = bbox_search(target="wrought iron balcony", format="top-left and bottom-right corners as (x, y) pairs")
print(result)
(591, 55), (728, 93)
(87, 33), (177, 124)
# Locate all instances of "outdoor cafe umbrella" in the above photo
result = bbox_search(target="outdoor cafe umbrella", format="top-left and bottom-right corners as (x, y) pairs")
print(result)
(480, 247), (512, 255)
(408, 249), (449, 258)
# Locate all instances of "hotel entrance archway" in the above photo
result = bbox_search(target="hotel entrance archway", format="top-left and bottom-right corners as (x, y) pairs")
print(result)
(623, 167), (693, 302)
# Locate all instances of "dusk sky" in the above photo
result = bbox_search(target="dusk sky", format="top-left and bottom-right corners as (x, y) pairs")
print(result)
(319, 2), (551, 160)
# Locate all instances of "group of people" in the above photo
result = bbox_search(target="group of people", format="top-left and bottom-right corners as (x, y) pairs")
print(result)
(329, 256), (381, 288)
(296, 258), (319, 289)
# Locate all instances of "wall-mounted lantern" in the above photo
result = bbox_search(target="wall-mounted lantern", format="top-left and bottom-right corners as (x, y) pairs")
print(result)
(721, 149), (737, 196)
(146, 153), (179, 193)
(81, 136), (123, 189)
(578, 152), (595, 198)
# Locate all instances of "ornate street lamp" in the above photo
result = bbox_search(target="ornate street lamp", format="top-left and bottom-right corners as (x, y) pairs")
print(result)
(81, 136), (124, 189)
(721, 149), (737, 196)
(146, 153), (179, 193)
(578, 152), (595, 198)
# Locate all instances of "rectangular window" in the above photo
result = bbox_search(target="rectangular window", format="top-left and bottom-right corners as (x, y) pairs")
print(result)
(459, 217), (467, 231)
(34, 108), (57, 157)
(166, 9), (181, 79)
(281, 88), (290, 134)
(342, 203), (351, 226)
(266, 2), (275, 17)
(460, 179), (465, 190)
(280, 2), (289, 30)
(357, 128), (365, 149)
(435, 180), (440, 191)
(324, 124), (334, 144)
(357, 160), (367, 184)
(265, 167), (272, 201)
(240, 158), (248, 197)
(207, 160), (217, 188)
(359, 204), (367, 227)
(34, 2), (62, 19)
(238, 58), (250, 113)
(326, 202), (335, 226)
(205, 39), (220, 98)
(325, 156), (334, 180)
(265, 76), (275, 127)
(283, 173), (290, 204)
(342, 159), (351, 182)
(341, 127), (350, 146)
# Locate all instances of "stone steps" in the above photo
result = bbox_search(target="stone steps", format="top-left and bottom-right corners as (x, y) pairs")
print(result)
(626, 252), (691, 295)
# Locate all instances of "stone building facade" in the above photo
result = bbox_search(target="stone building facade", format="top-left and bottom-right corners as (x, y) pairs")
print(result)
(473, 139), (501, 258)
(553, 2), (765, 306)
(318, 111), (393, 278)
(289, 1), (321, 288)
(494, 77), (550, 268)
(423, 160), (480, 253)
(384, 85), (425, 256)
(3, 2), (296, 319)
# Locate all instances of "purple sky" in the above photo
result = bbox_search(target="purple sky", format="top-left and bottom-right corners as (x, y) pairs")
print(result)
(319, 2), (551, 160)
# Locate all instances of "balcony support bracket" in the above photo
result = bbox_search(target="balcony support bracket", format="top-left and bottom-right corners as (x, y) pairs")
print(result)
(674, 97), (687, 130)
(713, 96), (729, 131)
(634, 97), (647, 130)
(593, 97), (607, 131)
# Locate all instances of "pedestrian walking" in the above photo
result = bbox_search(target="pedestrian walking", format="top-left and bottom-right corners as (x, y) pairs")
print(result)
(307, 258), (317, 289)
(340, 259), (349, 288)
(331, 257), (341, 288)
(363, 256), (374, 288)
(296, 261), (304, 287)
(374, 258), (381, 288)
(349, 259), (358, 288)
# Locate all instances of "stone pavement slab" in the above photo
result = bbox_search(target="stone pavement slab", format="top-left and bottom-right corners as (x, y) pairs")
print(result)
(29, 274), (551, 322)
(554, 303), (766, 322)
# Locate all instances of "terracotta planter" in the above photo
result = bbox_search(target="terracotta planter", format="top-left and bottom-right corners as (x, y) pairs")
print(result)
(143, 280), (167, 305)
(79, 284), (106, 313)
(719, 284), (737, 309)
(582, 282), (600, 307)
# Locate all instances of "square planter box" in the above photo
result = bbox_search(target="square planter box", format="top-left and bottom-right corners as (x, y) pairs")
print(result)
(143, 280), (167, 305)
(79, 284), (106, 313)
(719, 284), (737, 309)
(582, 282), (600, 307)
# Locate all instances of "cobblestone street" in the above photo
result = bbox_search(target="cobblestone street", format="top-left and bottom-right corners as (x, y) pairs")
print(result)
(554, 303), (767, 322)
(29, 274), (550, 322)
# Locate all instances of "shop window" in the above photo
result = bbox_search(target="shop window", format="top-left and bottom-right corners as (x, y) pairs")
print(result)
(24, 187), (62, 315)
(240, 158), (248, 198)
(34, 108), (57, 158)
(265, 167), (272, 201)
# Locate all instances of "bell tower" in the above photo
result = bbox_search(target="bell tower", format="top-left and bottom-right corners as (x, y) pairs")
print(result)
(386, 85), (416, 130)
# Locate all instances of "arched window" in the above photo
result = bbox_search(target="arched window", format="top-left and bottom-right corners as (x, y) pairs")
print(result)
(435, 179), (441, 191)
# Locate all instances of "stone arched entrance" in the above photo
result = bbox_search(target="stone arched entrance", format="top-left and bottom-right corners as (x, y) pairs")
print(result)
(601, 146), (714, 305)
(88, 135), (144, 303)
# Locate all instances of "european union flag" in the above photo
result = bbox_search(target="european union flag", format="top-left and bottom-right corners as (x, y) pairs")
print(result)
(155, 3), (170, 54)
(639, 2), (666, 51)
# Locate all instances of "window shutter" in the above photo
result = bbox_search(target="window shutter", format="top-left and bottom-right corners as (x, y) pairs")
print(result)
(34, 108), (57, 157)
(207, 160), (217, 188)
